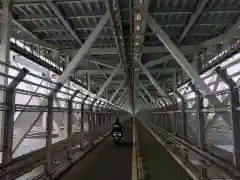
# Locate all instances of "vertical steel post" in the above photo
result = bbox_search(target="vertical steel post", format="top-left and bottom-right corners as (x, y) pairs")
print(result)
(2, 68), (28, 180)
(45, 83), (62, 177)
(80, 95), (89, 133)
(67, 90), (79, 159)
(0, 0), (12, 150)
(89, 99), (97, 144)
(45, 96), (54, 177)
(215, 66), (240, 169)
(189, 83), (207, 177)
(88, 73), (91, 92)
(174, 90), (188, 161)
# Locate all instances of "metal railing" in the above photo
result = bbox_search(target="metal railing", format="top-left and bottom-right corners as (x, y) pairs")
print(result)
(143, 66), (240, 179)
(0, 61), (125, 180)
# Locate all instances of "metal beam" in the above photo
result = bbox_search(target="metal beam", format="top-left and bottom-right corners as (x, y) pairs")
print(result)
(85, 57), (115, 69)
(0, 11), (59, 52)
(144, 15), (240, 68)
(178, 0), (208, 43)
(135, 59), (169, 104)
(64, 45), (199, 56)
(59, 11), (110, 84)
(147, 14), (211, 95)
(76, 67), (178, 74)
(140, 82), (156, 107)
(12, 0), (104, 4)
(115, 88), (127, 105)
(138, 89), (151, 107)
(96, 62), (121, 97)
(109, 79), (125, 103)
(202, 15), (240, 47)
(12, 11), (110, 152)
(47, 1), (82, 45)
(88, 73), (91, 92)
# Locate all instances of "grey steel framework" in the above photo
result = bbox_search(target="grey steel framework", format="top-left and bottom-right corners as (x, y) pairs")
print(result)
(1, 0), (240, 179)
(2, 0), (240, 108)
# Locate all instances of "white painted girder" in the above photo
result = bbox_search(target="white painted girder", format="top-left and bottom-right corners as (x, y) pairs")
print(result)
(12, 11), (110, 153)
(147, 14), (212, 95)
(144, 16), (240, 68)
(135, 59), (170, 104)
(178, 0), (209, 43)
(47, 1), (83, 45)
(109, 79), (125, 103)
(63, 45), (200, 56)
(96, 62), (121, 97)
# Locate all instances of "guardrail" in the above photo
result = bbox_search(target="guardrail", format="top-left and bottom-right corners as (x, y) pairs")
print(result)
(0, 61), (124, 180)
(0, 124), (112, 180)
(142, 120), (240, 179)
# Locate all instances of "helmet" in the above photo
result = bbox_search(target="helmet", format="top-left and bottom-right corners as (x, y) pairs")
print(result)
(116, 118), (120, 123)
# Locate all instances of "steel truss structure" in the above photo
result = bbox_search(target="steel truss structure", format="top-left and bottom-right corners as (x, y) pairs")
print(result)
(1, 0), (240, 179)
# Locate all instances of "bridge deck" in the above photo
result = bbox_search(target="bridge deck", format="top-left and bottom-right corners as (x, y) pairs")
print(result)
(57, 120), (133, 180)
(136, 120), (192, 180)
(57, 119), (192, 180)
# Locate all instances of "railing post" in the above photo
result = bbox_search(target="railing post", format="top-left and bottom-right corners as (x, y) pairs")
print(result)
(2, 68), (28, 180)
(80, 95), (89, 133)
(95, 101), (101, 140)
(89, 99), (97, 145)
(189, 83), (207, 178)
(67, 90), (79, 159)
(215, 66), (240, 169)
(174, 90), (188, 162)
(45, 83), (63, 178)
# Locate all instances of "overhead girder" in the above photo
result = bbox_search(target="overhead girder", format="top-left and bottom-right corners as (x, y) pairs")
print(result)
(144, 14), (240, 69)
(145, 14), (233, 129)
(50, 45), (200, 56)
(47, 1), (83, 45)
(96, 62), (122, 97)
(75, 67), (178, 74)
(178, 0), (209, 43)
(12, 11), (112, 153)
(140, 82), (158, 108)
(138, 89), (152, 108)
(147, 14), (215, 95)
(109, 78), (125, 103)
(134, 58), (170, 105)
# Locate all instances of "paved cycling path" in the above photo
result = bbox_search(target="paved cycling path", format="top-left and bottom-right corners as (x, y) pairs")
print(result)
(58, 119), (192, 180)
(136, 120), (193, 180)
(57, 119), (133, 180)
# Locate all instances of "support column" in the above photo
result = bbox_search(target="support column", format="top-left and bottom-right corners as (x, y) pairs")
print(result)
(88, 73), (91, 93)
(45, 95), (54, 177)
(0, 0), (12, 149)
(64, 55), (70, 136)
(67, 90), (79, 159)
(174, 90), (188, 162)
(2, 68), (28, 180)
(45, 83), (63, 177)
(189, 83), (207, 178)
(105, 88), (108, 100)
(215, 66), (240, 169)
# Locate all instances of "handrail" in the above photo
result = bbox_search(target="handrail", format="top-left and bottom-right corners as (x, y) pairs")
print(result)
(148, 123), (240, 179)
